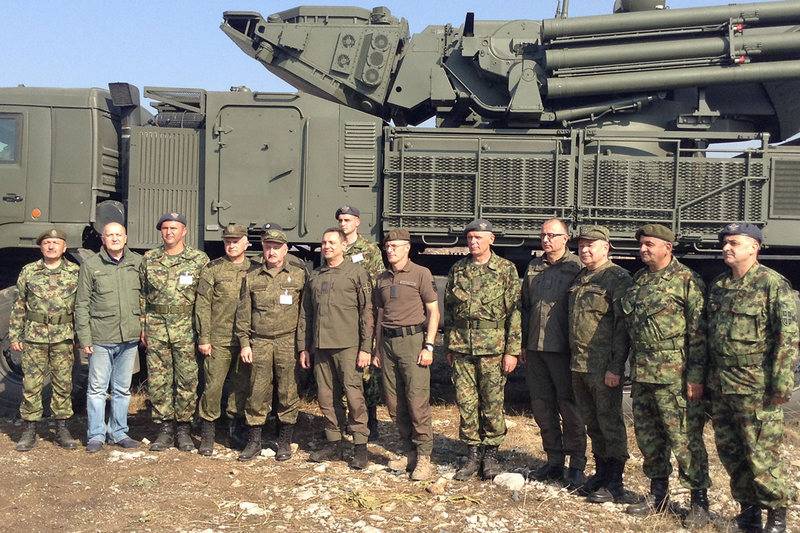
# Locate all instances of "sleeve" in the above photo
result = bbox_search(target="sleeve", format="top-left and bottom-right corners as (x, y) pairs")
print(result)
(608, 272), (633, 376)
(419, 268), (438, 304)
(520, 263), (532, 349)
(138, 259), (148, 326)
(294, 271), (307, 353)
(234, 274), (252, 350)
(297, 276), (312, 352)
(8, 268), (28, 343)
(356, 269), (374, 353)
(194, 264), (214, 345)
(767, 279), (800, 399)
(443, 267), (456, 353)
(366, 243), (386, 287)
(74, 263), (94, 348)
(684, 274), (708, 385)
(503, 263), (523, 356)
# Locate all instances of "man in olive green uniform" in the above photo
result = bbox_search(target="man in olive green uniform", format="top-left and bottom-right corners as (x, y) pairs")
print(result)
(299, 227), (374, 469)
(569, 225), (634, 504)
(10, 228), (80, 451)
(236, 225), (306, 462)
(140, 212), (209, 452)
(373, 228), (440, 481)
(708, 223), (798, 533)
(520, 218), (586, 487)
(444, 219), (522, 481)
(337, 205), (385, 440)
(194, 223), (252, 456)
(75, 222), (143, 453)
(621, 224), (710, 526)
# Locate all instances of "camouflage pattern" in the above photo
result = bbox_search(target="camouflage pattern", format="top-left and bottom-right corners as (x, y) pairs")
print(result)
(568, 260), (632, 375)
(245, 335), (301, 425)
(444, 252), (522, 356)
(451, 354), (507, 446)
(9, 259), (79, 344)
(19, 341), (74, 421)
(198, 345), (250, 422)
(572, 371), (629, 460)
(145, 337), (199, 423)
(195, 256), (251, 347)
(707, 263), (799, 508)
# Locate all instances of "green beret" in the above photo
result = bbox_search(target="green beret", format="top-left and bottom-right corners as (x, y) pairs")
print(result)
(635, 223), (675, 243)
(36, 228), (67, 245)
(384, 228), (411, 242)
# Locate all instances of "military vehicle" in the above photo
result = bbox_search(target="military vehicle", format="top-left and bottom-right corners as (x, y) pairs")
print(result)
(3, 0), (800, 413)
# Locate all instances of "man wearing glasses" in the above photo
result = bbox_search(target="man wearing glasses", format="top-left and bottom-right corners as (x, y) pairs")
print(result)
(520, 219), (586, 487)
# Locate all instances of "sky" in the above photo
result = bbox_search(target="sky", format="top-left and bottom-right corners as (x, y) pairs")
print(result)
(3, 0), (725, 96)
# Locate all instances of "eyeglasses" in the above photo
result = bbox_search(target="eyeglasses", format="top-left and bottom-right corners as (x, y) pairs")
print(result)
(540, 233), (566, 240)
(384, 242), (409, 250)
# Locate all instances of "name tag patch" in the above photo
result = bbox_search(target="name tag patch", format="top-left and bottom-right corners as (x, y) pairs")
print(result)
(178, 274), (194, 286)
(351, 253), (364, 263)
(279, 291), (293, 305)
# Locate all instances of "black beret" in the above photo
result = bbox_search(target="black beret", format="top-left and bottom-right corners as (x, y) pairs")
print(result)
(335, 205), (360, 219)
(464, 218), (493, 233)
(156, 212), (187, 230)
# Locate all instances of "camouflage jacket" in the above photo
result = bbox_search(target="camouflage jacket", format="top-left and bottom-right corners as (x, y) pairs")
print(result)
(344, 234), (385, 287)
(195, 256), (251, 347)
(621, 258), (707, 385)
(139, 245), (209, 343)
(568, 260), (632, 375)
(707, 263), (799, 398)
(521, 250), (582, 353)
(9, 259), (79, 344)
(236, 260), (306, 349)
(444, 252), (522, 356)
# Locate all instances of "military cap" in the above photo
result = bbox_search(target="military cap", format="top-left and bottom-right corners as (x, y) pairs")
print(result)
(578, 225), (610, 242)
(261, 222), (287, 244)
(384, 228), (411, 242)
(335, 205), (360, 219)
(156, 211), (187, 230)
(464, 218), (493, 233)
(36, 228), (67, 245)
(719, 222), (763, 243)
(222, 223), (247, 239)
(635, 223), (675, 243)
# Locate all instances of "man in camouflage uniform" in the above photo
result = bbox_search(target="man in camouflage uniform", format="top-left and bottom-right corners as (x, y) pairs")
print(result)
(520, 218), (586, 487)
(140, 212), (209, 452)
(568, 225), (635, 504)
(235, 225), (306, 462)
(444, 218), (521, 481)
(9, 228), (80, 451)
(621, 224), (711, 526)
(707, 223), (798, 533)
(194, 223), (251, 456)
(337, 205), (385, 440)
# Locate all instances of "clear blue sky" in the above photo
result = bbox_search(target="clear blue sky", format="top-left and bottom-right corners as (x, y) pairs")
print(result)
(4, 0), (722, 95)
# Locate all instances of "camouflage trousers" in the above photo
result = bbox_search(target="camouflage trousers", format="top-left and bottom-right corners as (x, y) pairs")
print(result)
(146, 338), (198, 423)
(362, 364), (382, 408)
(314, 347), (368, 445)
(711, 392), (793, 508)
(452, 352), (507, 447)
(572, 371), (628, 461)
(20, 341), (74, 421)
(245, 334), (300, 426)
(632, 381), (710, 489)
(381, 332), (433, 455)
(198, 345), (250, 423)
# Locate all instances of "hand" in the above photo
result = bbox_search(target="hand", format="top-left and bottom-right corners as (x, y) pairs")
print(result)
(687, 382), (704, 401)
(604, 371), (621, 388)
(10, 341), (23, 352)
(139, 332), (148, 349)
(502, 354), (518, 374)
(299, 350), (311, 369)
(417, 348), (433, 367)
(446, 351), (455, 366)
(770, 394), (790, 406)
(83, 346), (94, 356)
(372, 353), (382, 369)
(356, 350), (371, 369)
(198, 343), (212, 357)
(240, 346), (253, 364)
(518, 350), (527, 364)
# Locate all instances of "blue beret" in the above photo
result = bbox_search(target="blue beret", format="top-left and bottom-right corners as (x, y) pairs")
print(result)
(719, 222), (763, 243)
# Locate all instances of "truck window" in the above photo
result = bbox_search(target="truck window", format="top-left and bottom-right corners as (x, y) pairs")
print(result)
(0, 114), (20, 163)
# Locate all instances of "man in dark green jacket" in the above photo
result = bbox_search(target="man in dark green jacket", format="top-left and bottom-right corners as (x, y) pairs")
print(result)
(74, 222), (143, 453)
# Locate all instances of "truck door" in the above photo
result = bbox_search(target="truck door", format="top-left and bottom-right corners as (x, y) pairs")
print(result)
(215, 106), (302, 230)
(0, 112), (26, 225)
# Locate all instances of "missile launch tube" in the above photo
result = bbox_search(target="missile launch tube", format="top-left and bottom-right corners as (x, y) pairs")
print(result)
(541, 1), (800, 39)
(546, 59), (800, 98)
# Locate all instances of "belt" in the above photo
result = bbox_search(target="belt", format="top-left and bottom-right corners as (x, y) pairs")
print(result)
(26, 311), (72, 325)
(632, 337), (684, 353)
(382, 324), (425, 338)
(453, 318), (502, 330)
(146, 303), (193, 315)
(252, 330), (294, 340)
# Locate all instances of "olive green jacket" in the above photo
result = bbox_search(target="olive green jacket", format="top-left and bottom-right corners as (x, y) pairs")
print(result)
(195, 256), (251, 347)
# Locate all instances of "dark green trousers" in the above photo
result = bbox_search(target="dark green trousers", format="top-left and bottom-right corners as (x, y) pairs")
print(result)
(314, 347), (368, 444)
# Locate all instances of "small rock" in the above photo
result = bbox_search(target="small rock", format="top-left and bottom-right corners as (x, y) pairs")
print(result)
(231, 479), (242, 488)
(141, 438), (150, 445)
(505, 419), (517, 429)
(296, 488), (316, 501)
(493, 472), (525, 492)
(239, 502), (268, 516)
(410, 516), (421, 523)
(427, 478), (447, 495)
(366, 463), (386, 473)
(291, 442), (299, 453)
(369, 515), (386, 522)
(382, 501), (397, 513)
(511, 490), (521, 502)
(230, 468), (240, 476)
(467, 515), (479, 524)
(442, 471), (455, 480)
(261, 448), (276, 458)
(601, 502), (616, 510)
(362, 526), (382, 533)
(314, 464), (328, 473)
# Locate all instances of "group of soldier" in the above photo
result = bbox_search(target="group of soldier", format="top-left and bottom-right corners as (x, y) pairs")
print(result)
(7, 205), (797, 532)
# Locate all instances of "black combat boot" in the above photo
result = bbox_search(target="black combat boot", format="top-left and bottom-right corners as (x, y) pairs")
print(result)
(529, 455), (565, 482)
(198, 419), (215, 456)
(15, 421), (37, 452)
(367, 405), (380, 442)
(481, 445), (503, 480)
(238, 426), (263, 461)
(54, 419), (78, 449)
(453, 445), (481, 481)
(626, 477), (669, 516)
(564, 456), (587, 489)
(309, 440), (346, 463)
(350, 443), (369, 469)
(683, 489), (710, 528)
(175, 422), (194, 452)
(587, 459), (637, 504)
(578, 455), (608, 496)
(764, 507), (787, 533)
(734, 505), (762, 532)
(228, 416), (247, 450)
(149, 421), (175, 452)
(275, 423), (295, 462)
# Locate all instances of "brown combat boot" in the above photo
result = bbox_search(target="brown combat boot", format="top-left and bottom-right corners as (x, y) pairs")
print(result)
(454, 445), (481, 481)
(411, 454), (433, 481)
(388, 449), (417, 472)
(350, 443), (369, 469)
